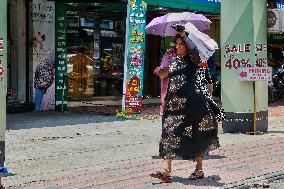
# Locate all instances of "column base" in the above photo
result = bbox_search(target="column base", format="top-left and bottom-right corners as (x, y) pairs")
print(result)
(222, 111), (268, 133)
(0, 141), (5, 167)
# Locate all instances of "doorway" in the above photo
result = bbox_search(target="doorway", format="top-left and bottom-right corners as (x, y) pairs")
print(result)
(58, 2), (127, 103)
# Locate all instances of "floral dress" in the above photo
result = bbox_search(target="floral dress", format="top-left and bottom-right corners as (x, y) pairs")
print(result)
(159, 54), (223, 160)
(34, 61), (54, 93)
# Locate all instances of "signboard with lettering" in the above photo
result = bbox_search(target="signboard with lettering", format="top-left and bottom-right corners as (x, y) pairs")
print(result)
(32, 0), (55, 111)
(55, 3), (67, 109)
(276, 0), (284, 9)
(145, 0), (220, 13)
(268, 33), (284, 43)
(223, 43), (268, 70)
(221, 0), (268, 133)
(222, 2), (268, 113)
(237, 67), (272, 81)
(0, 0), (7, 166)
(122, 0), (147, 113)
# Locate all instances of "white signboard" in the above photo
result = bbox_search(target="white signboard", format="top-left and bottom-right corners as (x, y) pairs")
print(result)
(237, 67), (272, 81)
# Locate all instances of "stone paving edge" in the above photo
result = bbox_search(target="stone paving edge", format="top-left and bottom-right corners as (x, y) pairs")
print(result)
(218, 170), (284, 189)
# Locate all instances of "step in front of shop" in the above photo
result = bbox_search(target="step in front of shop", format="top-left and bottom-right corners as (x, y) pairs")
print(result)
(7, 103), (34, 114)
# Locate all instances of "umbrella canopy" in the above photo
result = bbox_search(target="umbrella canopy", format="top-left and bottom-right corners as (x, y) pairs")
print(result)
(146, 12), (211, 36)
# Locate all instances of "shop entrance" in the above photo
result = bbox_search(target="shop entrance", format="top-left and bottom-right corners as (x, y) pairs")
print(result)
(60, 2), (127, 103)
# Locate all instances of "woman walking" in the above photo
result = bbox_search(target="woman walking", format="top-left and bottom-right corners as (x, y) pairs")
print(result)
(150, 29), (223, 182)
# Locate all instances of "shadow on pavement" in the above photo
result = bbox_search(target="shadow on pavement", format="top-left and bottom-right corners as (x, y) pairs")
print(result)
(151, 175), (225, 187)
(267, 131), (284, 134)
(151, 155), (227, 160)
(7, 110), (130, 130)
(205, 155), (227, 160)
(269, 98), (284, 107)
(173, 175), (224, 187)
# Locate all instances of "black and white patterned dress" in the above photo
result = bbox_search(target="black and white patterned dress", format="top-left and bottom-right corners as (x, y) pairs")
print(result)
(159, 54), (223, 160)
(34, 61), (54, 93)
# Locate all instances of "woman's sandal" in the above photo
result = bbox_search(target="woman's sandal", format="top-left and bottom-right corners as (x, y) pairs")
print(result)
(188, 169), (204, 180)
(150, 168), (172, 183)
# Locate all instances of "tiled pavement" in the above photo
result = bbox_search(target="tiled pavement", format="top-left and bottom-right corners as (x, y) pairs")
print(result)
(268, 98), (284, 117)
(3, 98), (284, 189)
(16, 137), (284, 189)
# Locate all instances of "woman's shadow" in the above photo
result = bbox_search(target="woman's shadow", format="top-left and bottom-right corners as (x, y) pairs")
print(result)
(151, 154), (227, 160)
(172, 175), (225, 187)
(152, 175), (225, 187)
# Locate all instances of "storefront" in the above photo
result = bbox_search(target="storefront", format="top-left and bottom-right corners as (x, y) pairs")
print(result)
(52, 0), (222, 110)
(29, 0), (129, 110)
(5, 0), (221, 111)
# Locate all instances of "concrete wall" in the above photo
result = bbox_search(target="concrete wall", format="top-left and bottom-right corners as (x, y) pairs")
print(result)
(16, 0), (27, 103)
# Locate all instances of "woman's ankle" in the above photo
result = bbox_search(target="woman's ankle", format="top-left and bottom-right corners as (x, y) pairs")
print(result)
(162, 168), (171, 176)
(194, 169), (204, 175)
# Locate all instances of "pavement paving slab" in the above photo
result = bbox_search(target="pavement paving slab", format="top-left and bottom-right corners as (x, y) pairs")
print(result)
(2, 99), (284, 189)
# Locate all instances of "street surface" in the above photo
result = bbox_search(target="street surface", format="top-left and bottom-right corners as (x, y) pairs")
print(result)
(2, 98), (284, 189)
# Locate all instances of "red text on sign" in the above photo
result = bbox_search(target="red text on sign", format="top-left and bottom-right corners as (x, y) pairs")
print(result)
(225, 58), (251, 69)
(0, 38), (3, 51)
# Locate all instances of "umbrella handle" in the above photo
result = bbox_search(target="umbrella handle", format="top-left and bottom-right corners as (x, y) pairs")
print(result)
(170, 24), (185, 33)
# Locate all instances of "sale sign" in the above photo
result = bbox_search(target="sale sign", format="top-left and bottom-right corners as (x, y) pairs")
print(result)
(221, 0), (268, 133)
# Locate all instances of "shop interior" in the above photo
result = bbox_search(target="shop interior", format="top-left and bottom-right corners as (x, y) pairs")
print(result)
(63, 1), (181, 101)
(64, 2), (127, 100)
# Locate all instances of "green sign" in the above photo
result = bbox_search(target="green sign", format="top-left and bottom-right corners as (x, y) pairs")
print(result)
(55, 4), (67, 109)
(221, 0), (268, 133)
(268, 33), (284, 43)
(0, 0), (7, 166)
(146, 0), (220, 13)
(122, 0), (147, 113)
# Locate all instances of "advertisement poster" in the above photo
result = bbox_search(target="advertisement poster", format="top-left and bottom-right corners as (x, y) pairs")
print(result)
(122, 0), (147, 113)
(31, 0), (55, 111)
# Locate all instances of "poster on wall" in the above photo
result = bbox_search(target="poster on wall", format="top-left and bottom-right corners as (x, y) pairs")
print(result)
(122, 0), (147, 113)
(31, 0), (55, 111)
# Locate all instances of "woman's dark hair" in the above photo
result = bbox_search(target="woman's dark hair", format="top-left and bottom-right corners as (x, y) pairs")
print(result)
(174, 33), (187, 52)
(174, 34), (183, 45)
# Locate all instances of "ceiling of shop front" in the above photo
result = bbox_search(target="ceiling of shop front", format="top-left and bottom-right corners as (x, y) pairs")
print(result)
(54, 0), (220, 14)
(146, 0), (220, 14)
(64, 1), (127, 20)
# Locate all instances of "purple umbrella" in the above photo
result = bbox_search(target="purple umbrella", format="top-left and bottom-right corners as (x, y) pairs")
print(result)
(146, 12), (211, 36)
